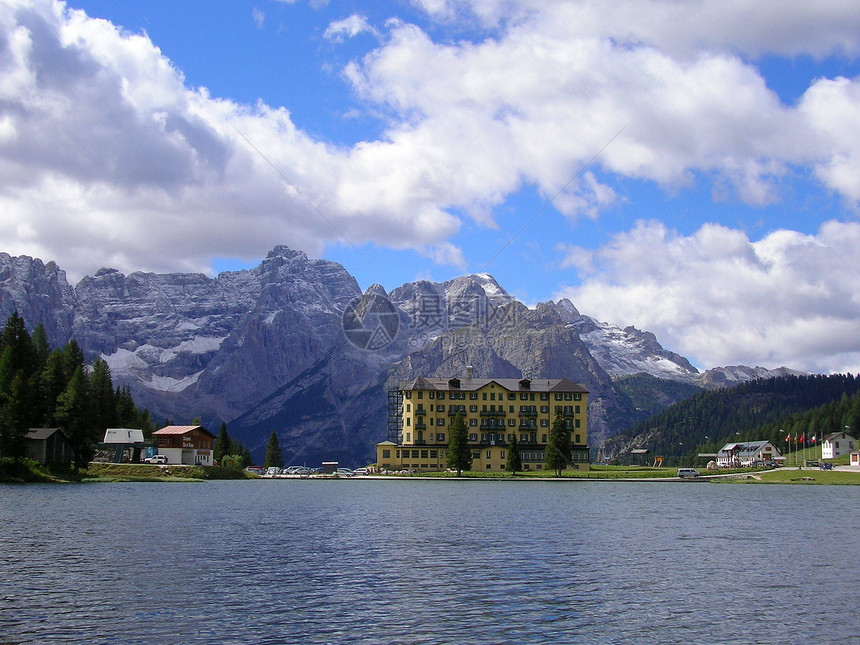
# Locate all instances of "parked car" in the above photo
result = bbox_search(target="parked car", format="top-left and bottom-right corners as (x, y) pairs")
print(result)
(353, 467), (369, 475)
(677, 468), (700, 478)
(144, 455), (168, 464)
(335, 468), (354, 477)
(819, 462), (833, 470)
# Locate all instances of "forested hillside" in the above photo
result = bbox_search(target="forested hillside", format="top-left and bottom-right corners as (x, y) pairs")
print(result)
(600, 373), (860, 461)
(0, 312), (152, 466)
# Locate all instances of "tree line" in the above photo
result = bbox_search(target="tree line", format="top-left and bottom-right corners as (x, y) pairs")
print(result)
(608, 373), (860, 459)
(0, 311), (152, 467)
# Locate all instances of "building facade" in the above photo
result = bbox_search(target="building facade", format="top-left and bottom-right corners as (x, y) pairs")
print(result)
(822, 432), (857, 459)
(152, 425), (215, 465)
(716, 441), (783, 467)
(377, 374), (589, 473)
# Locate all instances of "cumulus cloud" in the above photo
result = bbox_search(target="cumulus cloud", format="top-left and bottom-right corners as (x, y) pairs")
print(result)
(556, 220), (860, 374)
(323, 15), (377, 42)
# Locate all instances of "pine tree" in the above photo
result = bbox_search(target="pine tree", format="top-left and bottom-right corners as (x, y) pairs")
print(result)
(213, 422), (232, 464)
(446, 411), (472, 476)
(264, 431), (283, 469)
(545, 411), (571, 476)
(505, 434), (522, 474)
(55, 367), (95, 469)
(0, 372), (32, 461)
(89, 358), (116, 431)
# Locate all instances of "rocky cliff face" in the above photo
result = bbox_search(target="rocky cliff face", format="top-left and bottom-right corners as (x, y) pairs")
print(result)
(0, 253), (75, 346)
(0, 246), (799, 465)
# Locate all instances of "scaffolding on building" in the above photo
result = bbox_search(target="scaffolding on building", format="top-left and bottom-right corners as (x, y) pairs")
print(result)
(387, 387), (402, 443)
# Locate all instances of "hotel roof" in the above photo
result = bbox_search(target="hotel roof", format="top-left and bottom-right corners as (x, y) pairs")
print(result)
(400, 376), (587, 393)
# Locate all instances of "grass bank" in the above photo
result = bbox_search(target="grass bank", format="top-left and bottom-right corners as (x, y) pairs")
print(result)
(0, 459), (254, 483)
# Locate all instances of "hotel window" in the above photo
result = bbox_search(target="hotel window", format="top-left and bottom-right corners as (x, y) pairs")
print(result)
(508, 393), (516, 400)
(564, 393), (572, 401)
(429, 391), (435, 399)
(486, 451), (492, 459)
(574, 393), (582, 401)
(436, 433), (445, 441)
(421, 450), (429, 458)
(382, 450), (391, 458)
(406, 418), (411, 427)
(438, 418), (445, 427)
(405, 391), (411, 399)
(438, 392), (445, 400)
(540, 419), (548, 427)
(470, 405), (478, 412)
(470, 393), (478, 400)
(508, 419), (515, 427)
(406, 433), (411, 442)
(540, 393), (548, 400)
(542, 434), (547, 443)
(575, 405), (580, 414)
(469, 433), (478, 441)
(430, 450), (438, 458)
(575, 419), (581, 428)
(575, 434), (581, 444)
(482, 393), (487, 400)
(554, 393), (562, 401)
(418, 392), (423, 399)
(406, 403), (411, 412)
(430, 418), (434, 426)
(469, 419), (478, 427)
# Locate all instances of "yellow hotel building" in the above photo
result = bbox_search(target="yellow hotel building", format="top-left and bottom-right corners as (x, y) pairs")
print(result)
(376, 372), (589, 473)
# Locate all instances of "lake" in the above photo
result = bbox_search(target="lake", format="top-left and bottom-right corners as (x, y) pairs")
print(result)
(1, 479), (858, 644)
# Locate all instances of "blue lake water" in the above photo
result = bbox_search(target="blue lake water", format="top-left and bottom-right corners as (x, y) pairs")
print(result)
(1, 479), (858, 644)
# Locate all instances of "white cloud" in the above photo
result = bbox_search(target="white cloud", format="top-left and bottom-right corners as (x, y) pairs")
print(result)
(324, 15), (377, 42)
(252, 8), (265, 29)
(556, 220), (860, 374)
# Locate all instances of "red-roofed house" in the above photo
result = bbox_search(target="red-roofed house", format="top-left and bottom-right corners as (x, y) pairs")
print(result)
(152, 425), (215, 466)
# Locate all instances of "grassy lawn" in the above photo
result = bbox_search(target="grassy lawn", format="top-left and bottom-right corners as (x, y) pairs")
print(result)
(749, 468), (860, 485)
(0, 460), (253, 483)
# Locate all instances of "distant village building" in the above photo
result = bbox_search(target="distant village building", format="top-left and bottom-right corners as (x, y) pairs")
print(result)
(716, 441), (782, 468)
(377, 370), (589, 473)
(152, 425), (215, 465)
(98, 428), (151, 463)
(821, 432), (856, 460)
(24, 428), (72, 466)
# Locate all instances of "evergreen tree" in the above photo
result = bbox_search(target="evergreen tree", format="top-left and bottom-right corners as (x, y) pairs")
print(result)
(39, 350), (69, 425)
(62, 339), (85, 382)
(505, 434), (522, 474)
(55, 367), (95, 469)
(89, 358), (116, 431)
(264, 431), (284, 469)
(0, 372), (32, 461)
(545, 412), (571, 476)
(0, 312), (37, 392)
(30, 323), (50, 370)
(213, 422), (232, 464)
(446, 411), (472, 476)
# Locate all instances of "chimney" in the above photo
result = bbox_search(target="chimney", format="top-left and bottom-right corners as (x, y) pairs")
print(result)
(465, 365), (474, 380)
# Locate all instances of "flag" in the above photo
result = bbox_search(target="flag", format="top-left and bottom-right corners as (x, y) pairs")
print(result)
(811, 435), (816, 444)
(785, 432), (791, 443)
(800, 432), (805, 444)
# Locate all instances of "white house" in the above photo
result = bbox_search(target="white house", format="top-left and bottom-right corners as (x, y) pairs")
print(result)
(821, 432), (856, 460)
(716, 441), (782, 468)
(103, 428), (145, 444)
(152, 425), (215, 465)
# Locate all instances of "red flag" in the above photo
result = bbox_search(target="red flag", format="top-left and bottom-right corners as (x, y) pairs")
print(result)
(811, 435), (816, 444)
(785, 433), (791, 443)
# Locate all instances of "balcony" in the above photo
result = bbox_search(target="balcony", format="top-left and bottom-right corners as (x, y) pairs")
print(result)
(415, 408), (427, 416)
(479, 409), (507, 417)
(518, 410), (538, 417)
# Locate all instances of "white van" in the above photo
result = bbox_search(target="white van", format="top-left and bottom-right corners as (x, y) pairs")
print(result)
(677, 468), (700, 478)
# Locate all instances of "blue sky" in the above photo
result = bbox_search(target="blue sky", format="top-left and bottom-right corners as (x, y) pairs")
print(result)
(2, 0), (860, 374)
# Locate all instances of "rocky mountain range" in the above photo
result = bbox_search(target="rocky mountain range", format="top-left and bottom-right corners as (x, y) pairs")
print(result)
(0, 247), (799, 466)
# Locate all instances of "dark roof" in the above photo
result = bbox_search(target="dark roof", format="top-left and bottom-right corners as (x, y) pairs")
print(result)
(401, 377), (587, 394)
(25, 428), (68, 441)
